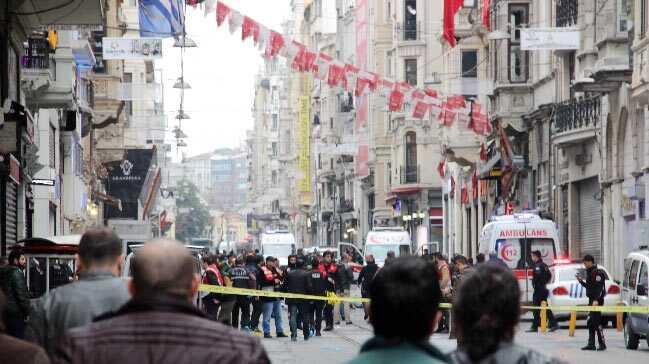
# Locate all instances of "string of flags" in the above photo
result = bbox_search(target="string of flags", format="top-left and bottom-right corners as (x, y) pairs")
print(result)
(203, 1), (493, 139)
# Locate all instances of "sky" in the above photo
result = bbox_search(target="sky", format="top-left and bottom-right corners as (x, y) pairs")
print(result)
(160, 1), (291, 159)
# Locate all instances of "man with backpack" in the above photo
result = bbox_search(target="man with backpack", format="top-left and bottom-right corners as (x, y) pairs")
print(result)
(527, 250), (558, 332)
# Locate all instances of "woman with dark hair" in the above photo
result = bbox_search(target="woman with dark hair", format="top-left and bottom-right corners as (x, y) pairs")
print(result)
(450, 265), (565, 364)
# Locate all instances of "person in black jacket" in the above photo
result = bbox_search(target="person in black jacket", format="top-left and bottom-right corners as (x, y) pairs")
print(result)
(246, 255), (263, 333)
(230, 257), (255, 330)
(334, 253), (355, 325)
(282, 258), (312, 341)
(357, 254), (378, 321)
(309, 258), (328, 336)
(577, 255), (607, 351)
(527, 250), (558, 332)
(0, 251), (30, 338)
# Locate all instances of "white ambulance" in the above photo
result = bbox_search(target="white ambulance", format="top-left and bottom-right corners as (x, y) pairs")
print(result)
(478, 213), (560, 302)
(364, 227), (412, 267)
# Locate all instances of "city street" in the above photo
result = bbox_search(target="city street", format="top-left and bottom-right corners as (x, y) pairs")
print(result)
(261, 304), (649, 364)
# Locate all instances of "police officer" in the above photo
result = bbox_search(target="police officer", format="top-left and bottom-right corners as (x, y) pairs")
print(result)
(577, 254), (607, 351)
(309, 257), (328, 336)
(527, 250), (558, 332)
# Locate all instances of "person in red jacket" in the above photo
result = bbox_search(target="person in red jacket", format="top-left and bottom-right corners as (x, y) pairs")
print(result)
(321, 251), (338, 331)
(201, 255), (224, 321)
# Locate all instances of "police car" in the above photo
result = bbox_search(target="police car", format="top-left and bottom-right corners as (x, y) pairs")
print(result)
(547, 260), (621, 323)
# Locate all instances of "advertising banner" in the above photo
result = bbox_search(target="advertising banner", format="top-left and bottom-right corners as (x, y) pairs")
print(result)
(521, 28), (580, 50)
(103, 37), (163, 60)
(298, 96), (311, 195)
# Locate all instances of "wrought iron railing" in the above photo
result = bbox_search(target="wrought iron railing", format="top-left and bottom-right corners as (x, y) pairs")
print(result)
(553, 97), (600, 133)
(400, 165), (420, 184)
(556, 0), (578, 27)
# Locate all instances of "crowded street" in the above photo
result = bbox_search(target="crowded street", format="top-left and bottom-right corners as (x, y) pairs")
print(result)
(2, 0), (649, 363)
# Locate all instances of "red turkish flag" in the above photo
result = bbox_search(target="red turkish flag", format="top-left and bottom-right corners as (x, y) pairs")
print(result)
(216, 1), (230, 26)
(447, 95), (466, 109)
(439, 102), (456, 126)
(480, 143), (487, 161)
(472, 172), (479, 201)
(482, 0), (491, 30)
(388, 86), (405, 112)
(327, 62), (346, 87)
(424, 87), (438, 98)
(461, 187), (469, 205)
(443, 0), (463, 47)
(242, 16), (259, 42)
(437, 160), (446, 178)
(265, 31), (285, 58)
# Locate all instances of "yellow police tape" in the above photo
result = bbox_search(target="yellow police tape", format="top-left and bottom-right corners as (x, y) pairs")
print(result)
(199, 284), (649, 313)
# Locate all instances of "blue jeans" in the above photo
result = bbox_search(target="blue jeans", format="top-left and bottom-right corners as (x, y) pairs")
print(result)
(262, 300), (284, 335)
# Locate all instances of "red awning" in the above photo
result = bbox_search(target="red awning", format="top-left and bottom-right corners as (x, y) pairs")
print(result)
(429, 207), (443, 219)
(389, 186), (422, 195)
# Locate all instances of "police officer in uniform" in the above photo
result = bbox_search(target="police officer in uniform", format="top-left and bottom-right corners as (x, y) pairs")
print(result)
(577, 254), (607, 351)
(527, 250), (558, 332)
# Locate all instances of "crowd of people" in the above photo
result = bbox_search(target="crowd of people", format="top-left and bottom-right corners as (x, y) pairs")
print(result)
(198, 247), (363, 341)
(0, 227), (607, 363)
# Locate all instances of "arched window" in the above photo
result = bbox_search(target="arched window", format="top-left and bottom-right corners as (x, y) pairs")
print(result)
(405, 131), (417, 183)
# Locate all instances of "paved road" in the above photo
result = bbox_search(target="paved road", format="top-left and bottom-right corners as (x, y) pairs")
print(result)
(259, 304), (649, 364)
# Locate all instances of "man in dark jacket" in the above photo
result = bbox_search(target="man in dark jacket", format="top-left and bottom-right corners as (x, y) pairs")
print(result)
(282, 258), (312, 341)
(309, 258), (328, 336)
(230, 256), (255, 330)
(578, 254), (607, 351)
(29, 229), (130, 355)
(0, 250), (29, 338)
(0, 291), (50, 364)
(54, 239), (270, 364)
(357, 254), (378, 321)
(334, 253), (355, 325)
(247, 255), (264, 333)
(201, 255), (222, 321)
(527, 250), (558, 332)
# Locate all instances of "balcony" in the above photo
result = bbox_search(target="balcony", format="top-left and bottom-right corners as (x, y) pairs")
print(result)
(556, 0), (578, 27)
(338, 198), (354, 214)
(552, 97), (600, 146)
(396, 21), (422, 42)
(400, 165), (420, 184)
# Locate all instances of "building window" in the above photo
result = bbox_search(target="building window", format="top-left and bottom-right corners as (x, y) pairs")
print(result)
(508, 4), (529, 83)
(618, 0), (630, 33)
(404, 132), (417, 183)
(404, 0), (417, 40)
(49, 125), (56, 168)
(386, 51), (393, 77)
(461, 50), (478, 78)
(8, 45), (19, 102)
(271, 142), (278, 156)
(556, 0), (578, 27)
(404, 59), (417, 86)
(272, 171), (278, 186)
(271, 114), (278, 130)
(641, 0), (647, 39)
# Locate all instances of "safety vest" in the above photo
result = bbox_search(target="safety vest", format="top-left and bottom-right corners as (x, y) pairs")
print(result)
(261, 266), (274, 282)
(203, 265), (224, 286)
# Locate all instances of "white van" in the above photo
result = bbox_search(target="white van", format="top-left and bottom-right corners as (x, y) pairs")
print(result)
(622, 248), (649, 350)
(478, 213), (560, 302)
(260, 232), (296, 267)
(364, 227), (412, 267)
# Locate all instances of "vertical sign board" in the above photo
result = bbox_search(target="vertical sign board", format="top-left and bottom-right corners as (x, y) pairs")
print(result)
(298, 95), (311, 203)
(355, 0), (369, 177)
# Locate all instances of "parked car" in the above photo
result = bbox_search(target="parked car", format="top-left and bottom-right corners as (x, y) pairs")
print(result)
(547, 261), (621, 325)
(622, 248), (649, 350)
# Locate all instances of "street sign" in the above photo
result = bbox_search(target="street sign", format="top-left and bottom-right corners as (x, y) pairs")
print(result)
(31, 179), (55, 187)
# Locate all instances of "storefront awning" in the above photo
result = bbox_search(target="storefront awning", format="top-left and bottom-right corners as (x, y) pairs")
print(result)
(16, 0), (104, 30)
(388, 186), (422, 195)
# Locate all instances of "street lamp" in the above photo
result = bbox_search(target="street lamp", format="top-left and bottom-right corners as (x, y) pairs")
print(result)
(173, 77), (191, 89)
(173, 35), (197, 48)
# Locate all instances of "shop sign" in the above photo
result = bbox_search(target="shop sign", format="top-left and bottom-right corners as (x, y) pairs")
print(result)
(103, 38), (163, 60)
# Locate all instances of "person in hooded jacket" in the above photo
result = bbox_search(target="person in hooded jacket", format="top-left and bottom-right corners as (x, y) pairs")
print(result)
(282, 258), (312, 341)
(357, 254), (378, 321)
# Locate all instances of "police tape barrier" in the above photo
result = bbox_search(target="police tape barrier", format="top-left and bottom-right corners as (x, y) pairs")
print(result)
(199, 284), (649, 313)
